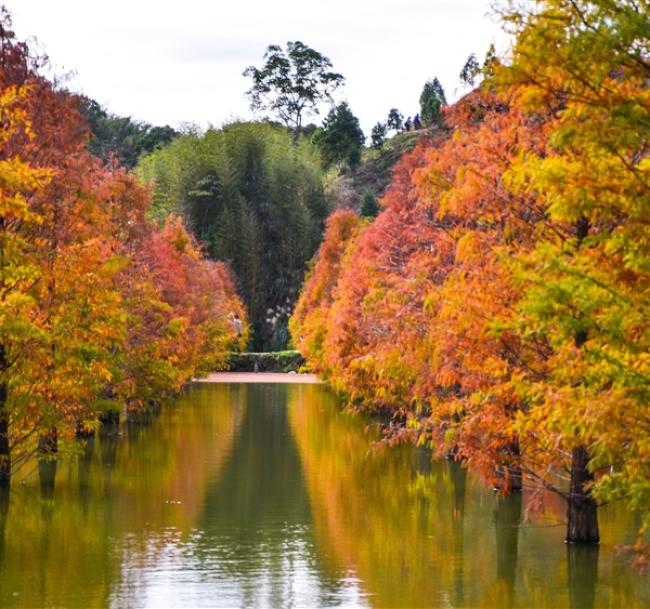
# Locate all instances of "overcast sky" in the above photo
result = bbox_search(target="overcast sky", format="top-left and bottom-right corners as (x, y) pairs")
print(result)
(11, 0), (511, 135)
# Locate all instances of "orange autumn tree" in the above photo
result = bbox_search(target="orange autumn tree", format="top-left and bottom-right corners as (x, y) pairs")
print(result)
(293, 92), (546, 434)
(0, 10), (133, 465)
(409, 1), (650, 545)
(289, 209), (361, 373)
(118, 214), (246, 409)
(27, 114), (130, 447)
(0, 11), (246, 484)
(407, 91), (549, 491)
(291, 78), (645, 546)
(320, 138), (451, 414)
(292, 0), (650, 547)
(291, 86), (573, 531)
(0, 83), (51, 482)
(310, 90), (552, 473)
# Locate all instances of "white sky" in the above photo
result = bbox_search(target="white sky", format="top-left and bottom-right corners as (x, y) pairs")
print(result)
(10, 0), (511, 136)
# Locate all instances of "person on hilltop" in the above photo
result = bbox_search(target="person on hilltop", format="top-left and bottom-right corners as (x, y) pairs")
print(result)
(404, 116), (412, 132)
(413, 113), (421, 130)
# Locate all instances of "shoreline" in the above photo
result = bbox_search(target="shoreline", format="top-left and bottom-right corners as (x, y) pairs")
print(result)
(194, 372), (321, 384)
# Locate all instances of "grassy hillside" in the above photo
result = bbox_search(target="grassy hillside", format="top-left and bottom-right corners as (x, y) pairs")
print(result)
(325, 130), (430, 210)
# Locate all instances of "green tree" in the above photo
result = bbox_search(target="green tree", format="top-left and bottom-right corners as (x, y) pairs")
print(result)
(78, 98), (178, 168)
(137, 122), (329, 351)
(371, 122), (388, 148)
(387, 108), (403, 132)
(419, 77), (447, 127)
(360, 190), (380, 218)
(313, 102), (365, 171)
(243, 41), (345, 132)
(460, 53), (481, 87)
(460, 47), (497, 88)
(482, 43), (497, 80)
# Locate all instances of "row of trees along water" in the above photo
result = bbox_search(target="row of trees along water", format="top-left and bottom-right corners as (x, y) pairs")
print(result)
(290, 0), (650, 556)
(0, 12), (247, 486)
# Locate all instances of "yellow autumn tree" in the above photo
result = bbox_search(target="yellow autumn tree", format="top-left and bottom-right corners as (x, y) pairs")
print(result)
(500, 0), (650, 543)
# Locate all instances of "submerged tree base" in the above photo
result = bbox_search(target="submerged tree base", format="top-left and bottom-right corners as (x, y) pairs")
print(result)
(566, 446), (600, 545)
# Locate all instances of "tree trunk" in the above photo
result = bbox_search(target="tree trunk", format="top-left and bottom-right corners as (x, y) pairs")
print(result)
(0, 411), (9, 487)
(445, 384), (463, 459)
(494, 439), (523, 493)
(38, 426), (58, 499)
(37, 426), (58, 456)
(0, 486), (8, 560)
(0, 346), (9, 487)
(566, 445), (599, 544)
(566, 218), (599, 544)
(98, 410), (120, 426)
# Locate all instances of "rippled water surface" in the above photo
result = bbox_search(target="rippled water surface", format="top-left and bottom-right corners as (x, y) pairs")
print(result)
(0, 382), (648, 608)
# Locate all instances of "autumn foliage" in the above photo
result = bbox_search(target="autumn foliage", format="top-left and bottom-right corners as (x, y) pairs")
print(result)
(291, 0), (650, 545)
(0, 12), (245, 482)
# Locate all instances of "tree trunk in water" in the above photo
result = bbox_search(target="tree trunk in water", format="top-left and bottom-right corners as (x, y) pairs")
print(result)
(445, 410), (461, 460)
(0, 352), (9, 486)
(98, 410), (120, 426)
(566, 445), (599, 544)
(38, 427), (58, 499)
(0, 409), (8, 487)
(0, 486), (8, 560)
(494, 439), (523, 493)
(446, 384), (463, 459)
(566, 215), (599, 544)
(506, 464), (523, 493)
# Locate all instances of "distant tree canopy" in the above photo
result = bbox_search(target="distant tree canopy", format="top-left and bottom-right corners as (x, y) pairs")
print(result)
(460, 45), (498, 88)
(386, 108), (403, 132)
(360, 189), (380, 218)
(137, 122), (329, 351)
(78, 98), (178, 168)
(460, 53), (481, 87)
(371, 121), (388, 147)
(243, 41), (345, 131)
(419, 77), (447, 127)
(313, 102), (365, 171)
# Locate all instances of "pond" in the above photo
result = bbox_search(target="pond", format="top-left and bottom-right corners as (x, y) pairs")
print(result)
(0, 382), (647, 608)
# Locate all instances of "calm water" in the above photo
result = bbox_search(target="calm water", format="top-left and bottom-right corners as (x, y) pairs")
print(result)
(0, 382), (647, 608)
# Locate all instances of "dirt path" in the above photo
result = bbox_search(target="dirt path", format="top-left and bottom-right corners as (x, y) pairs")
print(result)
(194, 372), (321, 384)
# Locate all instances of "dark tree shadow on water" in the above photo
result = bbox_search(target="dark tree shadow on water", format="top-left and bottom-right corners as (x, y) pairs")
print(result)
(493, 492), (522, 608)
(567, 544), (599, 609)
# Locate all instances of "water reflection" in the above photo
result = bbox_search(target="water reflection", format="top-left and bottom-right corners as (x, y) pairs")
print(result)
(493, 492), (522, 608)
(109, 384), (366, 608)
(0, 487), (8, 564)
(567, 545), (599, 609)
(0, 382), (646, 608)
(287, 384), (650, 609)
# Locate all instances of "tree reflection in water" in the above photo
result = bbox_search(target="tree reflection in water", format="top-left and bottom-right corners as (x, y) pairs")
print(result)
(0, 383), (645, 608)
